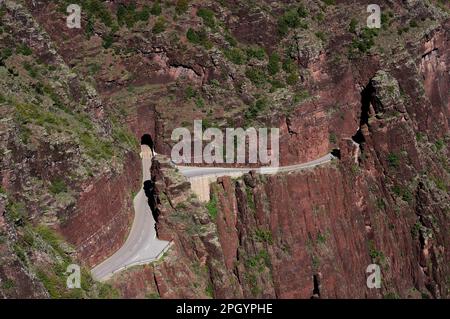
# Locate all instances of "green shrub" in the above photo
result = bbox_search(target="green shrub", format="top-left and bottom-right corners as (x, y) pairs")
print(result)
(1, 279), (15, 290)
(36, 225), (61, 250)
(224, 48), (246, 65)
(16, 44), (32, 56)
(195, 97), (205, 109)
(293, 90), (310, 103)
(102, 33), (114, 49)
(150, 1), (162, 16)
(206, 193), (218, 219)
(329, 132), (337, 144)
(6, 201), (27, 223)
(225, 32), (237, 46)
(137, 5), (151, 21)
(432, 176), (447, 192)
(434, 139), (445, 151)
(85, 17), (95, 38)
(117, 3), (150, 27)
(205, 283), (214, 298)
(277, 5), (309, 36)
(23, 62), (38, 78)
(255, 229), (273, 244)
(349, 18), (358, 33)
(79, 132), (114, 160)
(349, 27), (378, 56)
(197, 8), (215, 28)
(315, 31), (326, 42)
(387, 153), (400, 168)
(282, 58), (296, 73)
(286, 71), (299, 85)
(245, 67), (266, 86)
(316, 232), (327, 244)
(411, 222), (421, 239)
(245, 98), (267, 121)
(175, 0), (189, 15)
(49, 178), (67, 194)
(152, 17), (166, 34)
(84, 0), (113, 27)
(186, 28), (212, 48)
(1, 47), (13, 61)
(322, 0), (336, 5)
(246, 46), (266, 60)
(185, 86), (197, 99)
(267, 53), (280, 75)
(368, 240), (385, 264)
(297, 4), (308, 18)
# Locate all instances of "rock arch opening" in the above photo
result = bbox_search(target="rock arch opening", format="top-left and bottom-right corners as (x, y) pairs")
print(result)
(141, 133), (155, 154)
(331, 148), (341, 159)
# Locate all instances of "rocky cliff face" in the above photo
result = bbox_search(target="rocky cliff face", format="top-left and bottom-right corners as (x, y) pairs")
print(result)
(1, 0), (449, 298)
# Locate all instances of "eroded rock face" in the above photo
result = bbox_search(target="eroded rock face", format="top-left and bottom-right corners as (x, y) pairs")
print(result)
(1, 0), (449, 299)
(60, 152), (141, 267)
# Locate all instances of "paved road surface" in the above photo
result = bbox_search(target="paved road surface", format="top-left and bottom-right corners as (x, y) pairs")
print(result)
(177, 153), (335, 178)
(91, 146), (171, 282)
(91, 152), (334, 281)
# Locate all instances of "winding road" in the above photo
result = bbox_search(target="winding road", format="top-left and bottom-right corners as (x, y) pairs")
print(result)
(91, 146), (171, 282)
(177, 153), (335, 178)
(91, 150), (335, 281)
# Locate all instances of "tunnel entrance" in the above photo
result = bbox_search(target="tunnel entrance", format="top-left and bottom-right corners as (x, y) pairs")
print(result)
(141, 133), (155, 154)
(331, 148), (341, 159)
(311, 274), (321, 299)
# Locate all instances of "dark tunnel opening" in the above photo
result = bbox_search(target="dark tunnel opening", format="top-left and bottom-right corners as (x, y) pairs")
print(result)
(143, 180), (160, 224)
(311, 274), (321, 299)
(331, 148), (341, 159)
(141, 133), (155, 154)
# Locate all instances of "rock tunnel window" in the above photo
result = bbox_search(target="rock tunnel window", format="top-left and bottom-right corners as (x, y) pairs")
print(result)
(141, 134), (155, 154)
(311, 274), (321, 299)
(331, 148), (341, 159)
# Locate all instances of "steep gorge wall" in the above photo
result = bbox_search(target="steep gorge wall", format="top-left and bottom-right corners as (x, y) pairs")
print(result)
(60, 152), (141, 267)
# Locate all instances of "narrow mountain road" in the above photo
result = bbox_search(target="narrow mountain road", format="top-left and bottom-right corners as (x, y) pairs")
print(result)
(177, 153), (335, 178)
(91, 146), (171, 282)
(91, 152), (334, 281)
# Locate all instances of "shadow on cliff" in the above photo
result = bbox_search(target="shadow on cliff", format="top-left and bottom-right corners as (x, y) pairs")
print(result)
(143, 180), (160, 224)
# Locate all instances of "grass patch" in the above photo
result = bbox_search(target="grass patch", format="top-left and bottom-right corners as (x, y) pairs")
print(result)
(206, 192), (218, 219)
(175, 0), (189, 15)
(246, 46), (266, 60)
(116, 2), (151, 28)
(5, 201), (27, 224)
(278, 6), (309, 36)
(245, 67), (267, 87)
(224, 48), (246, 65)
(255, 229), (273, 244)
(368, 240), (385, 265)
(16, 44), (32, 56)
(387, 152), (400, 168)
(186, 28), (212, 49)
(197, 8), (215, 28)
(267, 53), (280, 75)
(49, 178), (67, 195)
(348, 27), (379, 57)
(152, 16), (166, 34)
